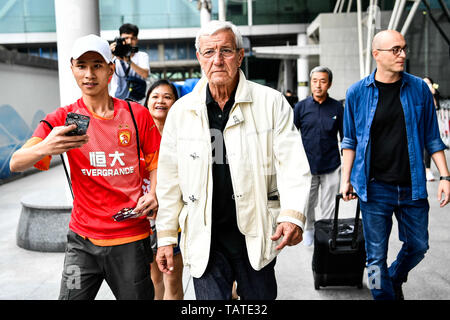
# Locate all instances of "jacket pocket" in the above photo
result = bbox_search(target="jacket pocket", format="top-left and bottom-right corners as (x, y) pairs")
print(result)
(322, 116), (336, 132)
(177, 138), (208, 198)
(264, 199), (281, 259)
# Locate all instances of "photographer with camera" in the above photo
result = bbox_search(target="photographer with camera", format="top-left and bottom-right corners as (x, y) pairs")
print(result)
(110, 23), (149, 103)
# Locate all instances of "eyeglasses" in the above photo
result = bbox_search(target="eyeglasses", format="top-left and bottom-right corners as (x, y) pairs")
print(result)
(199, 48), (238, 58)
(376, 45), (409, 56)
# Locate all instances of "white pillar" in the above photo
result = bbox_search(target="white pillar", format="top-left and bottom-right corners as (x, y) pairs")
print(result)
(54, 0), (100, 202)
(357, 0), (365, 78)
(401, 0), (421, 35)
(218, 0), (226, 21)
(392, 0), (407, 30)
(296, 33), (309, 100)
(54, 0), (100, 107)
(364, 0), (375, 77)
(248, 0), (253, 26)
(200, 0), (211, 27)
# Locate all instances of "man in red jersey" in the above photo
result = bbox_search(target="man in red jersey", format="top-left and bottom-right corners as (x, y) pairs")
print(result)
(9, 34), (160, 300)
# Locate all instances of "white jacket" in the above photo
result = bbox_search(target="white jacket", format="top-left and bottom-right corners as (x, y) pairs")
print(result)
(156, 70), (311, 278)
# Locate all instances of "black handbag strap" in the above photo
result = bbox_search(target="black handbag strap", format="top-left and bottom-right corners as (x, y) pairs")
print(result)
(125, 99), (141, 171)
(115, 59), (131, 78)
(39, 119), (74, 199)
(331, 193), (360, 250)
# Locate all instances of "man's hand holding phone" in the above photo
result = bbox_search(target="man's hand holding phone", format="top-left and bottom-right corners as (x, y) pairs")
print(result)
(42, 112), (90, 154)
(134, 191), (158, 220)
(112, 192), (158, 222)
(41, 124), (89, 156)
(64, 112), (90, 136)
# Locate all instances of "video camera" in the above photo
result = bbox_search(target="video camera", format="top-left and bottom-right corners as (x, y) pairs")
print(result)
(112, 37), (139, 58)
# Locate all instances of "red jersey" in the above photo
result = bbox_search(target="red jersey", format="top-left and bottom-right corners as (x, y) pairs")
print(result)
(31, 98), (161, 239)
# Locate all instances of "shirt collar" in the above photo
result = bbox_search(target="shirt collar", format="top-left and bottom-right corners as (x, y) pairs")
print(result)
(311, 94), (330, 105)
(187, 70), (251, 113)
(365, 69), (410, 87)
(206, 83), (238, 107)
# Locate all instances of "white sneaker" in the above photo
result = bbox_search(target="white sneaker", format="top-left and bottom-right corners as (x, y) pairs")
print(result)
(303, 230), (314, 247)
(426, 169), (435, 181)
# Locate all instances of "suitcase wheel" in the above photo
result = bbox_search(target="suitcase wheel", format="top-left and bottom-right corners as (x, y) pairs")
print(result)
(314, 275), (321, 290)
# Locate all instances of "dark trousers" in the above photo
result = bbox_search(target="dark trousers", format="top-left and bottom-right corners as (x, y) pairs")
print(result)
(193, 250), (277, 300)
(58, 230), (154, 300)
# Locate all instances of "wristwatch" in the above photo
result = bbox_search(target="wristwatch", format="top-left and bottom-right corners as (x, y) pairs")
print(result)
(440, 176), (450, 181)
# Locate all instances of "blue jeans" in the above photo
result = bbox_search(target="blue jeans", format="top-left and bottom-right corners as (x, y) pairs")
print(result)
(193, 250), (277, 300)
(360, 180), (429, 300)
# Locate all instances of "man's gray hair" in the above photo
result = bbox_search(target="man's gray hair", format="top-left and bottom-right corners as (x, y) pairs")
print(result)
(310, 66), (333, 83)
(195, 20), (243, 52)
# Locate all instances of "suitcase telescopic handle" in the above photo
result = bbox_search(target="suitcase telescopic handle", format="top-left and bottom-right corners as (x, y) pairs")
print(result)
(330, 193), (361, 251)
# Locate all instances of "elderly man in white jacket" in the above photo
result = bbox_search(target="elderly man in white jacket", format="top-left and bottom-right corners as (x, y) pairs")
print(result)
(155, 20), (311, 300)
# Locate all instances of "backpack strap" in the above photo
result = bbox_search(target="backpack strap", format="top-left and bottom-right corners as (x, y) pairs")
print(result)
(120, 59), (131, 77)
(125, 99), (141, 171)
(115, 59), (131, 78)
(39, 120), (74, 199)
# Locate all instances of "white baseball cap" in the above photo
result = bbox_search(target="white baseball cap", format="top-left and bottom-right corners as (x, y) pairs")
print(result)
(70, 34), (112, 64)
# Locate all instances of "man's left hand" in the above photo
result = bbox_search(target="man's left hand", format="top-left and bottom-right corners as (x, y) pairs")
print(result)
(438, 180), (450, 207)
(270, 222), (303, 250)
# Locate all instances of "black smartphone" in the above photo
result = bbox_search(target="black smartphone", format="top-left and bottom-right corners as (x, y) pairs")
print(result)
(65, 112), (90, 136)
(112, 207), (138, 222)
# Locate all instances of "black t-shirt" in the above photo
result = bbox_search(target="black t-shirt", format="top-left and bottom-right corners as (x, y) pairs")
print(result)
(370, 79), (411, 186)
(206, 85), (246, 259)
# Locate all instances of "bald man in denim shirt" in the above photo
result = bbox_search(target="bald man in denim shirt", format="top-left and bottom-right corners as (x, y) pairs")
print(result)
(340, 30), (449, 300)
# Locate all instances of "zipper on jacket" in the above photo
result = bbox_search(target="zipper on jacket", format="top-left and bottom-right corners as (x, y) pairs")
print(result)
(203, 107), (210, 227)
(203, 164), (209, 227)
(223, 102), (245, 233)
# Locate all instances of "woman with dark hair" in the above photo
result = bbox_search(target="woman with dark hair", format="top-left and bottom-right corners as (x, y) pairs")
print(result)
(144, 80), (178, 109)
(144, 79), (183, 299)
(423, 76), (441, 181)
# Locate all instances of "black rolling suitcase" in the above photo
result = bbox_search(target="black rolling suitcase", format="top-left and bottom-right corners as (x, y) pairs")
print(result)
(312, 193), (366, 290)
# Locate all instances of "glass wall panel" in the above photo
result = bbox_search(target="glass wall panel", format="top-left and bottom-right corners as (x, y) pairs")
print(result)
(0, 0), (448, 34)
(226, 0), (336, 25)
(0, 0), (55, 33)
(149, 44), (159, 61)
(141, 44), (159, 61)
(99, 0), (201, 30)
(187, 43), (197, 59)
(164, 42), (177, 60)
(177, 42), (187, 60)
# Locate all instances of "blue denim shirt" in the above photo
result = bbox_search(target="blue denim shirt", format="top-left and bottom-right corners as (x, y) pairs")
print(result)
(341, 70), (446, 201)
